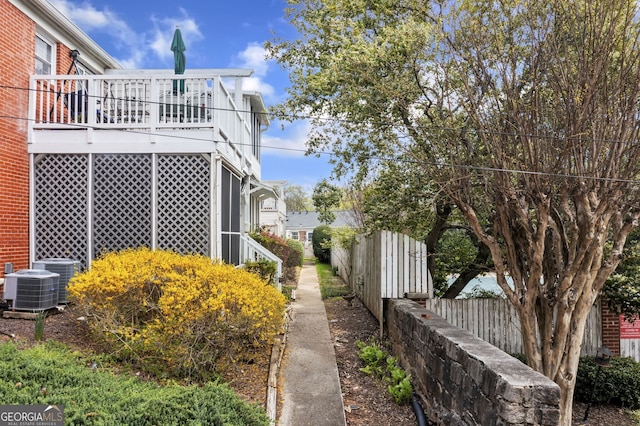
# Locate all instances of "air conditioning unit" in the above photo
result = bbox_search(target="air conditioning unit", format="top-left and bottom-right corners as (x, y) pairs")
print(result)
(33, 258), (80, 304)
(4, 269), (60, 311)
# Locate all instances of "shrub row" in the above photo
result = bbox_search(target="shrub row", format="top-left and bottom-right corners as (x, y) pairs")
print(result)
(68, 248), (286, 381)
(574, 356), (640, 409)
(0, 342), (269, 425)
(251, 230), (303, 281)
(512, 353), (640, 409)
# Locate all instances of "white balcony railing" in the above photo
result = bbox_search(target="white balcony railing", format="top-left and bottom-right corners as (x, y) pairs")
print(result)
(240, 234), (283, 290)
(29, 73), (250, 145)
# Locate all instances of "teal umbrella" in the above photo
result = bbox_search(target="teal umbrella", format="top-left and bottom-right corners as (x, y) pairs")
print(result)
(171, 27), (186, 94)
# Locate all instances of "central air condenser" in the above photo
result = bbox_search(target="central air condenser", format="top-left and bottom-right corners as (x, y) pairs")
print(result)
(3, 269), (60, 311)
(32, 258), (80, 304)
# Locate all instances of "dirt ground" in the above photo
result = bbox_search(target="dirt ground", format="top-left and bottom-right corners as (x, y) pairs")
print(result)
(0, 299), (637, 426)
(323, 296), (638, 426)
(324, 296), (417, 425)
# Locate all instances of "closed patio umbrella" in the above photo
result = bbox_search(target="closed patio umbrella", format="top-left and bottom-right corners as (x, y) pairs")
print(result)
(171, 26), (186, 94)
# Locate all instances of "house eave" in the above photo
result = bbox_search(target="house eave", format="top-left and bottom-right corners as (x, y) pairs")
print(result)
(250, 180), (278, 200)
(10, 0), (122, 71)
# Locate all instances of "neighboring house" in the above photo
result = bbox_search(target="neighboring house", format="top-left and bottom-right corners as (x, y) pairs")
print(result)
(259, 180), (287, 237)
(285, 211), (352, 257)
(0, 0), (279, 275)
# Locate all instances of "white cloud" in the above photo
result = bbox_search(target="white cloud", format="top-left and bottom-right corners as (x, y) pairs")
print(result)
(232, 42), (279, 100)
(51, 0), (114, 30)
(50, 1), (281, 106)
(49, 1), (201, 69)
(50, 0), (142, 65)
(243, 77), (275, 98)
(262, 121), (311, 158)
(237, 43), (270, 77)
(150, 10), (203, 63)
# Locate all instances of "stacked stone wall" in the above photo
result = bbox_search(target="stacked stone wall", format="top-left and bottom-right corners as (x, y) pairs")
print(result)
(386, 299), (560, 425)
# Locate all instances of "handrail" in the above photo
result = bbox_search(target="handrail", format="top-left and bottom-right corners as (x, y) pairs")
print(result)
(29, 74), (249, 163)
(29, 74), (241, 131)
(240, 234), (282, 290)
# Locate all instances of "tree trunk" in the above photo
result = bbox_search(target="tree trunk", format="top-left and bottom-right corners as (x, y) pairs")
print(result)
(424, 201), (451, 281)
(442, 241), (491, 298)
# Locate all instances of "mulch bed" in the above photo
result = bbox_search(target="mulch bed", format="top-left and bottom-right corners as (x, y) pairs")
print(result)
(0, 298), (637, 426)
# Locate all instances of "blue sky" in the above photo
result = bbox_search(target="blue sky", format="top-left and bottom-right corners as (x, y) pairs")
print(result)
(49, 0), (334, 194)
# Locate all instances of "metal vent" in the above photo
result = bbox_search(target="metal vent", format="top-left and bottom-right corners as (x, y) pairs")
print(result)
(32, 258), (80, 304)
(4, 270), (60, 311)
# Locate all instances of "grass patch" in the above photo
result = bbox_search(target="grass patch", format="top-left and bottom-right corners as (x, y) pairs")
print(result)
(0, 341), (269, 425)
(316, 261), (351, 299)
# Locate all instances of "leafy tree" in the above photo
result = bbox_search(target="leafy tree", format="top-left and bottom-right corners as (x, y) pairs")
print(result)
(268, 1), (640, 422)
(284, 184), (312, 212)
(312, 178), (342, 224)
(459, 285), (504, 300)
(604, 227), (640, 321)
(352, 160), (491, 297)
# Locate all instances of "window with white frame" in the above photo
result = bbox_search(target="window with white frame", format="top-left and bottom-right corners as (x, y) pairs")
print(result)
(74, 61), (88, 75)
(35, 34), (55, 75)
(291, 231), (299, 240)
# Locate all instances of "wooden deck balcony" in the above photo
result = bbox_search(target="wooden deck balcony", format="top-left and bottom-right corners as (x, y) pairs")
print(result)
(28, 71), (253, 144)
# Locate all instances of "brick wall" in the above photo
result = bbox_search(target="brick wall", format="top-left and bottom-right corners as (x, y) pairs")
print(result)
(0, 1), (36, 274)
(386, 299), (560, 425)
(600, 298), (621, 356)
(0, 3), (79, 276)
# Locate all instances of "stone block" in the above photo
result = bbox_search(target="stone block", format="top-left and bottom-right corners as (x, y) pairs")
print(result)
(481, 368), (499, 400)
(499, 381), (525, 404)
(533, 384), (561, 406)
(537, 406), (561, 425)
(466, 357), (486, 386)
(449, 361), (464, 386)
(497, 402), (526, 424)
(473, 394), (495, 426)
(426, 374), (441, 399)
(444, 337), (461, 360)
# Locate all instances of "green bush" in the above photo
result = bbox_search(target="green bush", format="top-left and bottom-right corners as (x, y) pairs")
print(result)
(286, 239), (304, 268)
(356, 339), (412, 404)
(575, 356), (640, 409)
(312, 225), (332, 263)
(512, 353), (640, 409)
(251, 230), (301, 281)
(244, 259), (278, 284)
(0, 342), (269, 425)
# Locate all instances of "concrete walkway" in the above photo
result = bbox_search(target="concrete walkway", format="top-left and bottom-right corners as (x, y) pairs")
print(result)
(278, 262), (346, 426)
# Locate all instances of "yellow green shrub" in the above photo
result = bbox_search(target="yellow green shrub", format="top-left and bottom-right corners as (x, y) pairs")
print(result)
(68, 247), (286, 380)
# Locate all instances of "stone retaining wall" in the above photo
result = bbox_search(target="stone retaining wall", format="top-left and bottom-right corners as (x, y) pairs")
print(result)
(386, 299), (560, 425)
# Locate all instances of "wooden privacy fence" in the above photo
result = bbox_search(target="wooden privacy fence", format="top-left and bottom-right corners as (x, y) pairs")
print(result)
(423, 298), (602, 356)
(337, 230), (603, 356)
(341, 230), (433, 326)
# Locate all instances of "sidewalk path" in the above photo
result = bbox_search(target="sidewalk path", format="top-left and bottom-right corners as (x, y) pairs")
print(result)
(278, 262), (346, 426)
